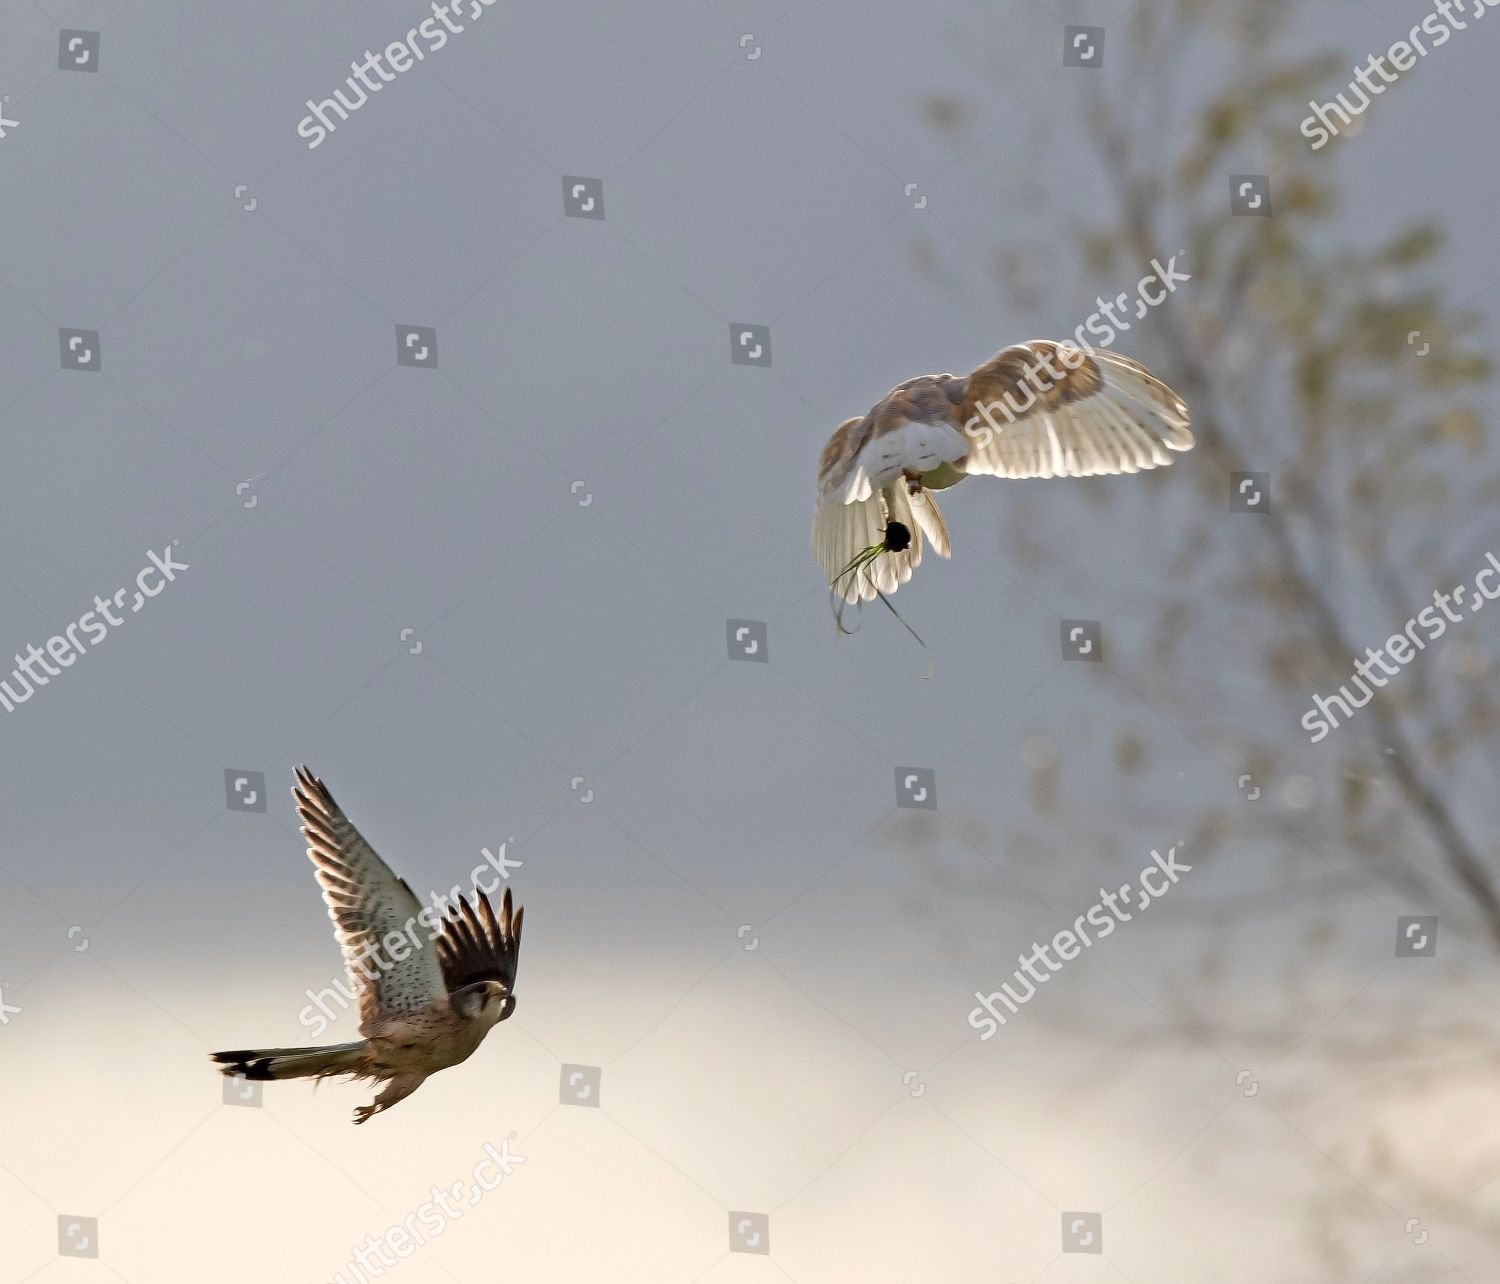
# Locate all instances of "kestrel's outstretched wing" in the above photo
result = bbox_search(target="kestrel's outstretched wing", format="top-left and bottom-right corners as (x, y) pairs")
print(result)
(812, 342), (1192, 604)
(435, 887), (523, 996)
(292, 765), (448, 1035)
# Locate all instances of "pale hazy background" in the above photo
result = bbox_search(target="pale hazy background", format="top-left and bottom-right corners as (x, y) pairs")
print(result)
(3, 0), (1500, 1280)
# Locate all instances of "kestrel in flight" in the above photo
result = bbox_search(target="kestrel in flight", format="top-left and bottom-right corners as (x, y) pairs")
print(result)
(211, 767), (524, 1124)
(813, 340), (1193, 605)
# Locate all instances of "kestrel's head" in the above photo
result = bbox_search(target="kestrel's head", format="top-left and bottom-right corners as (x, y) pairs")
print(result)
(454, 980), (516, 1025)
(438, 885), (522, 1026)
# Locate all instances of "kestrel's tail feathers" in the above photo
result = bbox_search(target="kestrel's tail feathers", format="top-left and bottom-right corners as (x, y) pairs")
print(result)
(211, 1040), (369, 1082)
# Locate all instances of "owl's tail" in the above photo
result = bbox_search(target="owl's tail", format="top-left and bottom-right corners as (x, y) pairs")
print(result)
(211, 1040), (369, 1082)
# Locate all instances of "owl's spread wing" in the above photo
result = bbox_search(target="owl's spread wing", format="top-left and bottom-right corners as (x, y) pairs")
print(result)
(293, 766), (448, 1034)
(955, 342), (1193, 478)
(435, 887), (523, 995)
(810, 346), (1192, 603)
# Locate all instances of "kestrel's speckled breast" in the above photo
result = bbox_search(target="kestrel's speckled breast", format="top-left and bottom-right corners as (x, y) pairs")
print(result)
(369, 1006), (487, 1076)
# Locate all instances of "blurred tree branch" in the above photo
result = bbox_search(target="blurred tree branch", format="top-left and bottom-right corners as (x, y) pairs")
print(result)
(930, 0), (1498, 949)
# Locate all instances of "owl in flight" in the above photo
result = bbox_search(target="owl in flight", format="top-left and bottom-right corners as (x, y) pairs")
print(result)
(814, 341), (1193, 605)
(211, 767), (523, 1124)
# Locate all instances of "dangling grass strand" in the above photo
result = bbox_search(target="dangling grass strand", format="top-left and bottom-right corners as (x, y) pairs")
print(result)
(827, 520), (932, 676)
